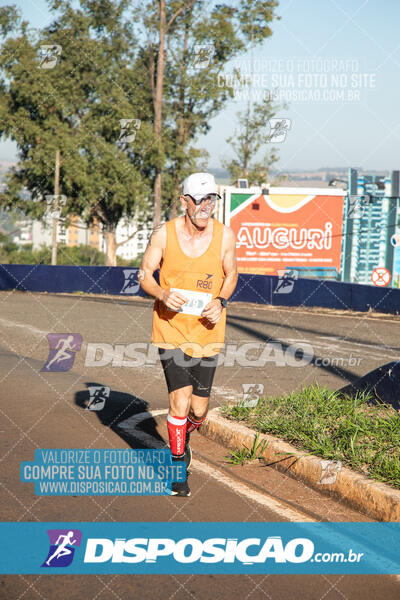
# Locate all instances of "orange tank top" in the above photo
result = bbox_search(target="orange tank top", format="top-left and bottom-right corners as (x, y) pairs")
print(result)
(151, 217), (226, 358)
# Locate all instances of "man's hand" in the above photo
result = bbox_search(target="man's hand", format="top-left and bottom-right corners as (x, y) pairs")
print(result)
(201, 299), (223, 324)
(161, 289), (188, 311)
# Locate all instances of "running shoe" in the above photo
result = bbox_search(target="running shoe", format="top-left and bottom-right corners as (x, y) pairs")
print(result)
(170, 479), (191, 497)
(169, 456), (190, 497)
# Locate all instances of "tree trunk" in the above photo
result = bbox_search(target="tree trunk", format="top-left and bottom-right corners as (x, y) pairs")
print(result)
(51, 149), (60, 265)
(152, 0), (166, 227)
(170, 181), (181, 219)
(105, 229), (117, 266)
(153, 170), (162, 226)
(170, 15), (190, 220)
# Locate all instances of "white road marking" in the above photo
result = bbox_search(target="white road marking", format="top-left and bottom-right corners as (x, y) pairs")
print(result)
(117, 409), (169, 449)
(122, 409), (315, 521)
(283, 337), (398, 359)
(0, 317), (47, 338)
(246, 305), (400, 324)
(212, 385), (239, 401)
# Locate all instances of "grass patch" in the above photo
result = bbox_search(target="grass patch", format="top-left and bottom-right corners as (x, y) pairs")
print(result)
(220, 384), (400, 489)
(225, 432), (268, 465)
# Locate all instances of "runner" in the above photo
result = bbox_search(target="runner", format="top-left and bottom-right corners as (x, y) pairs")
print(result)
(139, 172), (238, 496)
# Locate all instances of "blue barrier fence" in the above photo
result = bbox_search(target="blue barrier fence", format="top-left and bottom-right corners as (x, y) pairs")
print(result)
(0, 263), (399, 315)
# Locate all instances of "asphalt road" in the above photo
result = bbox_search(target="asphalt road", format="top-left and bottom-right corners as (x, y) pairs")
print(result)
(1, 291), (400, 600)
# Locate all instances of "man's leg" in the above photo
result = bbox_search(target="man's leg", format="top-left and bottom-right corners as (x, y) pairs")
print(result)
(167, 385), (192, 460)
(187, 395), (209, 433)
(159, 348), (194, 496)
(167, 386), (193, 496)
(185, 354), (219, 465)
(183, 395), (208, 469)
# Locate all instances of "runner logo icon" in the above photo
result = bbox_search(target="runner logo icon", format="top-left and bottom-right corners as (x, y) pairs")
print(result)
(41, 334), (82, 372)
(274, 270), (298, 294)
(86, 386), (110, 411)
(318, 460), (342, 485)
(193, 44), (215, 69)
(42, 529), (82, 568)
(121, 269), (140, 294)
(268, 118), (291, 143)
(38, 45), (62, 69)
(240, 383), (264, 407)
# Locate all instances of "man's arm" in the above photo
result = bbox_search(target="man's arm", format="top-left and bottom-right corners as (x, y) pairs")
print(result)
(218, 226), (238, 301)
(138, 224), (188, 311)
(201, 226), (238, 323)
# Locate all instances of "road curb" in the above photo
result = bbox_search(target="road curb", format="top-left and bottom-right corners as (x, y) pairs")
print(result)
(200, 409), (400, 521)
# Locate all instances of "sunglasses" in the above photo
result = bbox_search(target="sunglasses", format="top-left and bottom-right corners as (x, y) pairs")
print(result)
(186, 194), (218, 206)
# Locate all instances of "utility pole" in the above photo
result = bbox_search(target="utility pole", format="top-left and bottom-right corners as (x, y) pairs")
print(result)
(51, 149), (60, 266)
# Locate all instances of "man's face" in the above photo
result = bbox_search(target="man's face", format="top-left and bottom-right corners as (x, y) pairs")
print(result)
(181, 194), (217, 226)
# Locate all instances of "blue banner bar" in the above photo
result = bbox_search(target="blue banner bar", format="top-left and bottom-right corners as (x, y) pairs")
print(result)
(1, 522), (399, 574)
(1, 264), (400, 315)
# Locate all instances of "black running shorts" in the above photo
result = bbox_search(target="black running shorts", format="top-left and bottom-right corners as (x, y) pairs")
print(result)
(158, 348), (218, 397)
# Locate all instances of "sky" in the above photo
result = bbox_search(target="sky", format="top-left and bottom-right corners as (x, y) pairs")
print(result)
(1, 0), (400, 173)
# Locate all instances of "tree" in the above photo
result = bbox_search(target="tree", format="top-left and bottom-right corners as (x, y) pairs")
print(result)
(223, 97), (282, 186)
(136, 0), (279, 223)
(0, 0), (151, 266)
(0, 0), (280, 256)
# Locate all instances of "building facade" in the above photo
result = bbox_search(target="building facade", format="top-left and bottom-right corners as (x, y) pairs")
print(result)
(341, 170), (399, 286)
(13, 214), (152, 262)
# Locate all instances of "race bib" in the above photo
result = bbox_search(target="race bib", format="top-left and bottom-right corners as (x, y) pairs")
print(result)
(170, 288), (212, 316)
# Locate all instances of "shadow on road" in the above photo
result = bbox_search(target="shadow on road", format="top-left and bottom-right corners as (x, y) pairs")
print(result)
(228, 313), (400, 352)
(227, 316), (361, 383)
(74, 382), (166, 449)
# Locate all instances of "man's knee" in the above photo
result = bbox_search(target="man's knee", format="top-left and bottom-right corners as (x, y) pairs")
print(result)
(189, 401), (209, 421)
(169, 386), (192, 415)
(191, 413), (208, 423)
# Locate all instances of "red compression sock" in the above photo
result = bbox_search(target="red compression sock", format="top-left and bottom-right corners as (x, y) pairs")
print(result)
(167, 414), (187, 458)
(186, 415), (207, 435)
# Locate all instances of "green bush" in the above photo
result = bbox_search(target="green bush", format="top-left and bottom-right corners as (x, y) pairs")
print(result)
(0, 242), (140, 266)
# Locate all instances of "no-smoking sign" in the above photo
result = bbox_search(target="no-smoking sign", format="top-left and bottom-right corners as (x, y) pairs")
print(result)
(371, 267), (391, 287)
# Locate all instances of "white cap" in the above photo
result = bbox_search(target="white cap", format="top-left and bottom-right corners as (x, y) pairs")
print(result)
(182, 172), (221, 201)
